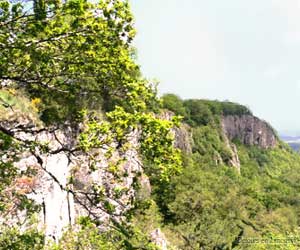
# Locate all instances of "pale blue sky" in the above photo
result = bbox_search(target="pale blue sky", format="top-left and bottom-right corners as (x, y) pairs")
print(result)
(129, 0), (300, 135)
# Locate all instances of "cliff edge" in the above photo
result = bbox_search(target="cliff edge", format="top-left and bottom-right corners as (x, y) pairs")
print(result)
(222, 115), (277, 149)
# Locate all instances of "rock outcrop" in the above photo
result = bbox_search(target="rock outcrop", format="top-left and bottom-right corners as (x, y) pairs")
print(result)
(0, 104), (279, 249)
(173, 124), (192, 154)
(160, 110), (192, 154)
(0, 120), (144, 241)
(150, 228), (168, 250)
(221, 129), (241, 172)
(222, 115), (277, 149)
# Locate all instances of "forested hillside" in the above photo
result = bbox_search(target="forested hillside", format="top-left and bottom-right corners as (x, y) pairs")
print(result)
(156, 94), (300, 249)
(1, 1), (300, 250)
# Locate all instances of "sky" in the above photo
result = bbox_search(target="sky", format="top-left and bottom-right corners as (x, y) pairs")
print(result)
(129, 0), (300, 135)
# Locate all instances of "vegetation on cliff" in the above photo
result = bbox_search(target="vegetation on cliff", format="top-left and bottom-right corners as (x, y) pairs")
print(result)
(147, 94), (300, 249)
(0, 0), (180, 249)
(1, 1), (300, 250)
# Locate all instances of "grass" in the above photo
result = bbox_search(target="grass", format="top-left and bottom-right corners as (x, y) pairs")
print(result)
(0, 89), (42, 126)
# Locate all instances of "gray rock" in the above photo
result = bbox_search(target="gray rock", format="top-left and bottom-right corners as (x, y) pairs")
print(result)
(160, 110), (192, 153)
(0, 121), (144, 241)
(222, 115), (277, 149)
(150, 228), (168, 250)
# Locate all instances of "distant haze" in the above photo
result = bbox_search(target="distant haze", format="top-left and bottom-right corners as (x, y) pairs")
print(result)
(130, 0), (300, 136)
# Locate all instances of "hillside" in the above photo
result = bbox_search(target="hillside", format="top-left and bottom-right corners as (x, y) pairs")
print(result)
(1, 1), (300, 250)
(156, 94), (300, 249)
(1, 89), (300, 250)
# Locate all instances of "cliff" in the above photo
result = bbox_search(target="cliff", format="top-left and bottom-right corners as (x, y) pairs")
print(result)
(222, 115), (277, 149)
(0, 120), (144, 240)
(0, 91), (169, 248)
(162, 109), (278, 174)
(0, 94), (286, 249)
(158, 97), (300, 250)
(216, 115), (276, 173)
(4, 1), (300, 247)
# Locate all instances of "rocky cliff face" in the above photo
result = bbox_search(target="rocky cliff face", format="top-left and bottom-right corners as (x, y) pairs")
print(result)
(160, 110), (192, 154)
(0, 118), (144, 241)
(221, 129), (241, 173)
(222, 115), (277, 149)
(0, 107), (279, 249)
(162, 112), (277, 173)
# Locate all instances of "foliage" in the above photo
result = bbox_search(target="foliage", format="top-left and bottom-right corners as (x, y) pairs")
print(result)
(0, 1), (182, 249)
(50, 217), (158, 250)
(2, 0), (300, 248)
(161, 93), (187, 117)
(0, 89), (41, 123)
(161, 94), (252, 127)
(79, 107), (182, 182)
(0, 0), (157, 123)
(192, 125), (232, 164)
(152, 127), (300, 249)
(0, 0), (181, 178)
(0, 226), (44, 250)
(148, 96), (300, 249)
(183, 99), (214, 126)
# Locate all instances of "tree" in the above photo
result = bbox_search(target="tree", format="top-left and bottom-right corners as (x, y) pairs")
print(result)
(161, 93), (186, 117)
(1, 0), (161, 117)
(183, 99), (213, 126)
(0, 0), (182, 182)
(0, 0), (182, 248)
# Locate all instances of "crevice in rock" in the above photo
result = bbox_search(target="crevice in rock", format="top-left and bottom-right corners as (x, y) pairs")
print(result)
(42, 198), (46, 224)
(31, 152), (64, 190)
(67, 191), (72, 226)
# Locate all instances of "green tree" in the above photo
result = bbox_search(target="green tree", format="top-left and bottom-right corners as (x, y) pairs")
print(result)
(183, 99), (213, 126)
(0, 0), (182, 248)
(161, 93), (186, 116)
(0, 0), (157, 121)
